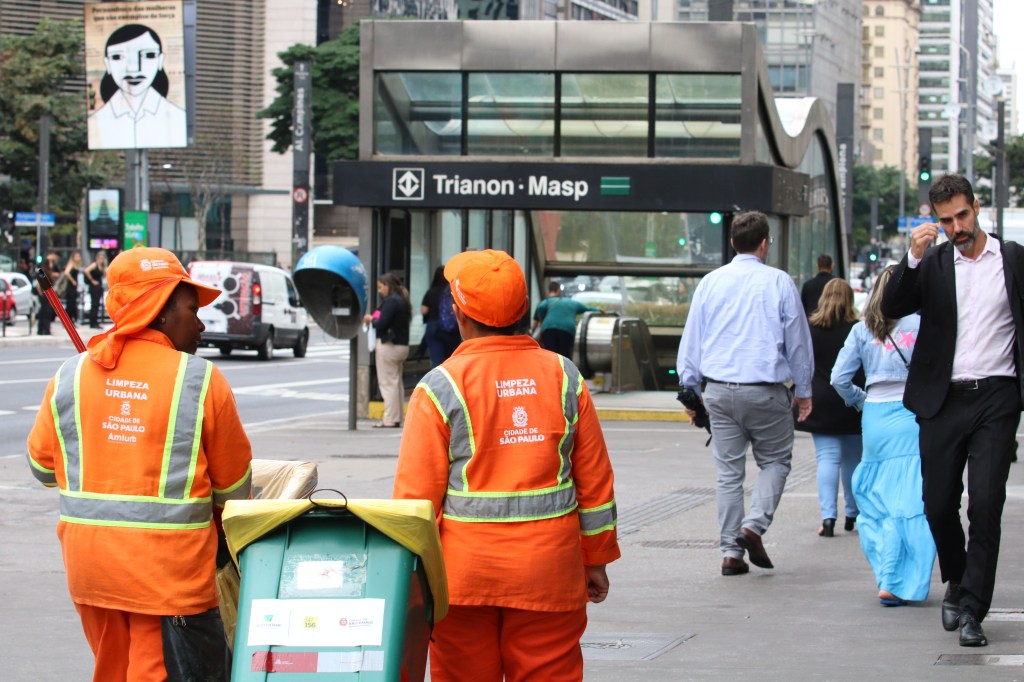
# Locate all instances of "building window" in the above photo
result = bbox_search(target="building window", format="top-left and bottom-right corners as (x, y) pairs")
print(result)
(875, 5), (885, 16)
(874, 66), (884, 78)
(561, 74), (648, 157)
(466, 73), (556, 156)
(874, 107), (884, 119)
(874, 46), (885, 58)
(873, 128), (884, 141)
(874, 87), (885, 99)
(654, 74), (741, 159)
(875, 26), (885, 38)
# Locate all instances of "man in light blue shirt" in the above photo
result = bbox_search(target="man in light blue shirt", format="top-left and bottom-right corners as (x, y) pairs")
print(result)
(677, 211), (813, 576)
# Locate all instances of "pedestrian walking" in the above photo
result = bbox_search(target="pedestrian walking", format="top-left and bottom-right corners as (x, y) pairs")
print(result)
(832, 265), (935, 607)
(62, 250), (83, 323)
(797, 278), (862, 538)
(420, 265), (460, 367)
(27, 247), (253, 680)
(531, 280), (601, 358)
(393, 249), (619, 682)
(83, 250), (108, 329)
(882, 173), (1024, 647)
(36, 251), (61, 335)
(677, 210), (813, 576)
(801, 253), (834, 316)
(363, 271), (411, 428)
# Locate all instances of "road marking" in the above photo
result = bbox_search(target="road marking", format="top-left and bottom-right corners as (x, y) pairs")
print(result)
(243, 409), (346, 432)
(0, 378), (52, 386)
(232, 377), (348, 402)
(0, 410), (14, 417)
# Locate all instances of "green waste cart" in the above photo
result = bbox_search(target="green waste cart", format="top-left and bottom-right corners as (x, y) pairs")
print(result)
(222, 498), (448, 681)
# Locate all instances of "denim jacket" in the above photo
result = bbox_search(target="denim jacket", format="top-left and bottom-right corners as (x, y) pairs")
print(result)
(830, 314), (920, 411)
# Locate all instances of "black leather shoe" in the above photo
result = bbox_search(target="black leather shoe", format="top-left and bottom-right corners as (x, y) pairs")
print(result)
(818, 518), (835, 537)
(959, 611), (988, 647)
(736, 528), (774, 569)
(721, 557), (749, 576)
(844, 516), (857, 532)
(942, 583), (961, 632)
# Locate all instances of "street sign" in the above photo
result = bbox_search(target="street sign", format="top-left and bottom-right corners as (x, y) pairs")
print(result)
(897, 216), (931, 232)
(14, 212), (54, 227)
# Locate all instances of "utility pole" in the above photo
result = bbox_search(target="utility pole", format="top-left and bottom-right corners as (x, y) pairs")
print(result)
(894, 46), (912, 222)
(995, 97), (1006, 237)
(37, 114), (51, 262)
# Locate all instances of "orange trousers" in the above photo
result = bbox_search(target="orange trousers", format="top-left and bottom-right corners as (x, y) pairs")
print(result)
(429, 605), (587, 682)
(75, 603), (166, 682)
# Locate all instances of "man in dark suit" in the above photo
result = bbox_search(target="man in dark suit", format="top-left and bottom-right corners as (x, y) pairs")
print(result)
(882, 174), (1024, 648)
(801, 253), (834, 316)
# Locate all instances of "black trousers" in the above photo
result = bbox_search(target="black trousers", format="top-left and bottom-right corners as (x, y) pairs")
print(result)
(919, 377), (1021, 621)
(540, 328), (574, 359)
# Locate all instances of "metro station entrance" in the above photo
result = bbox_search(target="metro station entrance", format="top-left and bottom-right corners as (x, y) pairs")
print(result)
(337, 21), (847, 412)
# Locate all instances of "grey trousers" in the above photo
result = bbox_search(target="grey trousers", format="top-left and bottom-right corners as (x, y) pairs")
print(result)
(703, 382), (795, 559)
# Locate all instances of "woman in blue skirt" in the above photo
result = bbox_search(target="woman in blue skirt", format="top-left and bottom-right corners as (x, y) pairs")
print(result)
(831, 265), (936, 606)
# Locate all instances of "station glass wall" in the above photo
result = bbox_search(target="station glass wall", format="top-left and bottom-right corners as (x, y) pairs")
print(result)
(374, 72), (743, 158)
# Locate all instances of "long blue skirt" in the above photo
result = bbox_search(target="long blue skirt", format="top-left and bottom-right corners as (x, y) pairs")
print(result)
(852, 401), (936, 601)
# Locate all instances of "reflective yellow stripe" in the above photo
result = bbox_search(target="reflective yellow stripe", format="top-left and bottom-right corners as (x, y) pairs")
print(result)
(419, 358), (584, 522)
(27, 454), (57, 486)
(579, 499), (618, 535)
(52, 351), (217, 528)
(213, 465), (252, 506)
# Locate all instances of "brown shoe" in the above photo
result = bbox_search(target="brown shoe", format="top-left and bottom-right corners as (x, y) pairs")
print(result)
(736, 527), (774, 569)
(721, 557), (749, 576)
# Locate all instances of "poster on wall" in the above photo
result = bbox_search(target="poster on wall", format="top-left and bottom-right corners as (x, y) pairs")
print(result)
(85, 0), (188, 150)
(123, 210), (149, 248)
(88, 189), (122, 249)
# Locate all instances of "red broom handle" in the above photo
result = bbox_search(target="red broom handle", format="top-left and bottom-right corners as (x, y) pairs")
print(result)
(36, 268), (86, 353)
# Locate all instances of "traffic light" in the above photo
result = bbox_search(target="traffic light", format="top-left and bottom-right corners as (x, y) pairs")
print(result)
(709, 211), (723, 225)
(678, 237), (687, 247)
(918, 155), (931, 183)
(868, 251), (878, 263)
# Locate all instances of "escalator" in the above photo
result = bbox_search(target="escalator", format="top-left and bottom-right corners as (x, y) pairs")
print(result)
(576, 312), (675, 393)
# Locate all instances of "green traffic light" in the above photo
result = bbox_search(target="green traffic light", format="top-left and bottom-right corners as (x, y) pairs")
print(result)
(919, 171), (931, 182)
(709, 212), (723, 225)
(678, 237), (687, 246)
(869, 253), (878, 262)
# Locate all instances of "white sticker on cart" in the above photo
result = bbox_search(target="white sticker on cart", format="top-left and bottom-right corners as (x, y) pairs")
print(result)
(246, 599), (292, 646)
(247, 598), (386, 648)
(296, 560), (344, 590)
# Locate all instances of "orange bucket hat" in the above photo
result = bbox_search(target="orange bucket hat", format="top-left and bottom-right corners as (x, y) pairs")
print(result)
(444, 249), (527, 328)
(87, 247), (221, 368)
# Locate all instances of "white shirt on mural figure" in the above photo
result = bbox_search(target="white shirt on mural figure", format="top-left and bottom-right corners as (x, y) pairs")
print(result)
(88, 26), (187, 150)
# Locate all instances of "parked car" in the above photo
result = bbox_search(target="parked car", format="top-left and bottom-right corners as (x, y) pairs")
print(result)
(187, 261), (309, 360)
(0, 279), (13, 323)
(0, 271), (38, 322)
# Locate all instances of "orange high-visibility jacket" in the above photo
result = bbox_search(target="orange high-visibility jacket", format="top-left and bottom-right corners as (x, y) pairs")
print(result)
(393, 335), (620, 612)
(27, 330), (252, 616)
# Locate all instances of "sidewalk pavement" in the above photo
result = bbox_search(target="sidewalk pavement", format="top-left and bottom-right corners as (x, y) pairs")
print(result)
(0, 314), (110, 349)
(4, 323), (1023, 678)
(7, 405), (1024, 680)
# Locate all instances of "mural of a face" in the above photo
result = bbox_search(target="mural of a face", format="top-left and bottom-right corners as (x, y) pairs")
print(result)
(105, 31), (163, 98)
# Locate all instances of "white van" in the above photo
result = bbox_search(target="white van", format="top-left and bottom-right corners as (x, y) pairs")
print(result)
(187, 261), (309, 360)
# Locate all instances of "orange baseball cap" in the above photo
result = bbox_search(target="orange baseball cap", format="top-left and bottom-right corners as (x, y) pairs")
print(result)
(444, 249), (528, 328)
(87, 247), (221, 368)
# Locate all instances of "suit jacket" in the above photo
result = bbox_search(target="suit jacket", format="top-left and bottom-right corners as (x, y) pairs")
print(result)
(801, 271), (833, 316)
(880, 236), (1024, 419)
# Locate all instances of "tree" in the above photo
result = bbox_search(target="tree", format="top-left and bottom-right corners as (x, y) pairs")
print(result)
(257, 24), (360, 163)
(851, 164), (907, 252)
(0, 19), (118, 226)
(973, 134), (1024, 207)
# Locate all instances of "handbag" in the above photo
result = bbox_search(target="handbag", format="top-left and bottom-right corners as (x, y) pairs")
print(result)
(53, 274), (69, 297)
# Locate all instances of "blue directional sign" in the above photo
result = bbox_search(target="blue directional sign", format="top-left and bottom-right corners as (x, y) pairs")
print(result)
(14, 212), (55, 227)
(897, 216), (931, 232)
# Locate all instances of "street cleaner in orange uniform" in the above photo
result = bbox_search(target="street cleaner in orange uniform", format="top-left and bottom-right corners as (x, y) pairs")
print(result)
(27, 247), (252, 682)
(393, 250), (620, 682)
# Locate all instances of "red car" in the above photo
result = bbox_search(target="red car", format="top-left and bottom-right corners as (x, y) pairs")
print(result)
(0, 278), (14, 324)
